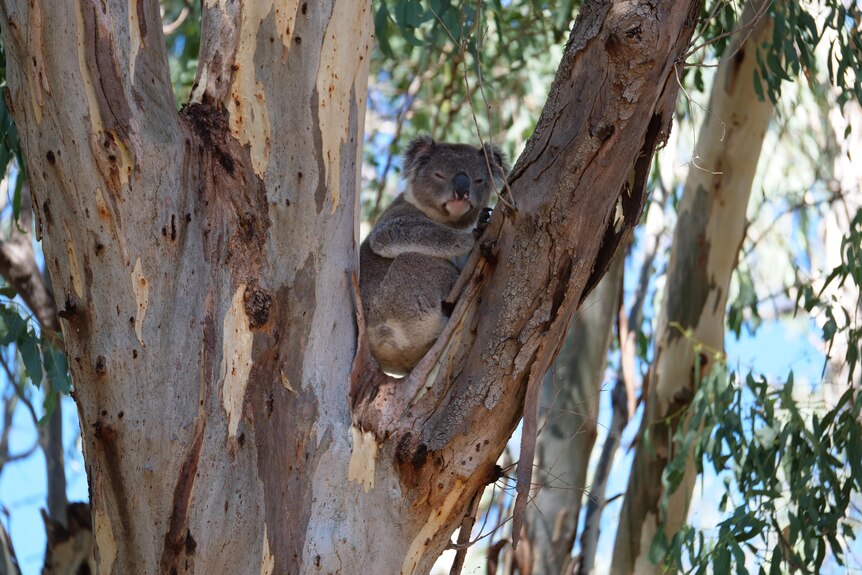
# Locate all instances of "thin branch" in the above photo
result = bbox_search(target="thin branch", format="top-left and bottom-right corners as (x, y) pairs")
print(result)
(0, 182), (61, 336)
(743, 190), (844, 258)
(162, 1), (192, 36)
(448, 492), (482, 575)
(684, 0), (774, 63)
(0, 353), (37, 428)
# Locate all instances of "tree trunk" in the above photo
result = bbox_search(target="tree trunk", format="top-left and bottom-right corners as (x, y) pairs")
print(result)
(610, 3), (774, 573)
(578, 188), (667, 575)
(0, 0), (700, 573)
(527, 253), (622, 575)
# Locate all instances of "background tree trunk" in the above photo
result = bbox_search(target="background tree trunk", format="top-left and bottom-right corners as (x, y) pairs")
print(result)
(0, 0), (700, 573)
(610, 3), (774, 572)
(527, 253), (622, 575)
(0, 184), (85, 571)
(577, 189), (668, 575)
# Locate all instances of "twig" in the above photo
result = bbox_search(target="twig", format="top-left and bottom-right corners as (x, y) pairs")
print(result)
(162, 1), (192, 36)
(684, 0), (774, 63)
(448, 492), (482, 575)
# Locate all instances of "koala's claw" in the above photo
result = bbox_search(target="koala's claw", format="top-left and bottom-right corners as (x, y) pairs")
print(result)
(473, 207), (493, 238)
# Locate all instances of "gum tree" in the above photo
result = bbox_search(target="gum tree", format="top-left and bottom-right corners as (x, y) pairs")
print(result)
(0, 0), (701, 572)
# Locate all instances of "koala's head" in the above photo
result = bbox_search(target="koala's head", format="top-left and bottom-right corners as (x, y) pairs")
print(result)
(402, 135), (508, 226)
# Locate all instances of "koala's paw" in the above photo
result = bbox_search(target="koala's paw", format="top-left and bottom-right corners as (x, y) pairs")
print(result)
(441, 299), (455, 317)
(472, 207), (493, 239)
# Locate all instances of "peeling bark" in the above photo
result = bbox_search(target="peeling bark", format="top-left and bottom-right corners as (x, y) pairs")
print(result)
(0, 0), (700, 573)
(610, 3), (774, 572)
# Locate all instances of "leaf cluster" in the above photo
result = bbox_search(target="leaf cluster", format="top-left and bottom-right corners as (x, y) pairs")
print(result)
(653, 359), (861, 573)
(0, 298), (70, 423)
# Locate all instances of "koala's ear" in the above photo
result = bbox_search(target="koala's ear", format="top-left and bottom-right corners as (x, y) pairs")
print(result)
(481, 142), (509, 176)
(403, 135), (435, 180)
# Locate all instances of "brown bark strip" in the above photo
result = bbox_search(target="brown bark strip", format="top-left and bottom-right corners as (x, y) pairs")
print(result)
(159, 416), (206, 573)
(91, 416), (139, 569)
(135, 0), (148, 40)
(181, 102), (272, 287)
(79, 0), (138, 196)
(80, 2), (134, 136)
(25, 0), (49, 122)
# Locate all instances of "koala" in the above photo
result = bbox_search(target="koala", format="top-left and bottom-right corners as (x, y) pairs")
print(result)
(360, 135), (508, 375)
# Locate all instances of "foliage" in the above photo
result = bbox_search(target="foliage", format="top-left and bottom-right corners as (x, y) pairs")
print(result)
(0, 300), (70, 421)
(652, 205), (862, 573)
(756, 0), (862, 109)
(682, 0), (862, 108)
(163, 0), (202, 105)
(0, 43), (25, 222)
(797, 208), (862, 381)
(365, 0), (572, 220)
(657, 365), (860, 574)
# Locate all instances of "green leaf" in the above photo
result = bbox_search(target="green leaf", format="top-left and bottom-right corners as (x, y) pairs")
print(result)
(18, 330), (42, 387)
(43, 341), (71, 394)
(374, 3), (393, 58)
(769, 545), (782, 575)
(0, 306), (27, 345)
(648, 530), (669, 565)
(714, 546), (731, 574)
(753, 69), (765, 102)
(394, 0), (423, 29)
(732, 541), (747, 575)
(12, 160), (24, 225)
(822, 315), (838, 341)
(39, 388), (58, 426)
(848, 422), (862, 491)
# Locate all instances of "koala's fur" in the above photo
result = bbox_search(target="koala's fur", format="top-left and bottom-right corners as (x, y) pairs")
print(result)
(360, 136), (507, 375)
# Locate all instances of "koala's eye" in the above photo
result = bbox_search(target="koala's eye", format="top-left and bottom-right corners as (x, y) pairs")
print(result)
(474, 178), (485, 185)
(433, 172), (446, 181)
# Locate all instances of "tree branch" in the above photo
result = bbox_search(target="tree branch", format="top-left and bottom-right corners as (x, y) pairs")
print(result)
(0, 182), (59, 333)
(353, 0), (703, 568)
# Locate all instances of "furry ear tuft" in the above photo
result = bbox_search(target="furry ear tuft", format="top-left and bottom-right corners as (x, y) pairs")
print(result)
(403, 135), (435, 181)
(481, 142), (509, 176)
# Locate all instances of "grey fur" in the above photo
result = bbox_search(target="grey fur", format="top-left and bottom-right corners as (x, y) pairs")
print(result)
(360, 137), (507, 375)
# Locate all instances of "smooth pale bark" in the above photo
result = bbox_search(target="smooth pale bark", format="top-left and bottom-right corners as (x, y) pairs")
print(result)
(610, 4), (774, 573)
(0, 0), (700, 573)
(527, 253), (622, 575)
(1, 1), (370, 572)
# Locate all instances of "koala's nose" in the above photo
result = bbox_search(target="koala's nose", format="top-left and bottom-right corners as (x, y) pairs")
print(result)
(452, 172), (471, 199)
